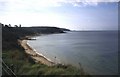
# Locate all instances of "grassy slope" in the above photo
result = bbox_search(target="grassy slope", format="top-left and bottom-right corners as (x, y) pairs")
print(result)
(3, 49), (88, 75)
(2, 25), (90, 76)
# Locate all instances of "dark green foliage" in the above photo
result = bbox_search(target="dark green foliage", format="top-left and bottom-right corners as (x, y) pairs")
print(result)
(2, 23), (65, 50)
(2, 23), (89, 76)
(22, 27), (65, 34)
(60, 28), (71, 31)
(2, 27), (35, 50)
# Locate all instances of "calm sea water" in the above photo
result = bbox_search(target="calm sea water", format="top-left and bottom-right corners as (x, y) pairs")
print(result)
(28, 31), (118, 75)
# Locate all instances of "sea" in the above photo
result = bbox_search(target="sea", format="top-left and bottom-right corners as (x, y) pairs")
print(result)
(28, 31), (118, 75)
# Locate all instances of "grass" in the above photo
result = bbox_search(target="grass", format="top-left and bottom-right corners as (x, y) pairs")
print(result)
(2, 25), (91, 76)
(2, 48), (91, 76)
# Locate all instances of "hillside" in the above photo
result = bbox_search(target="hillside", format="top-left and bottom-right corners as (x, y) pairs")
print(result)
(1, 23), (89, 76)
(2, 23), (68, 50)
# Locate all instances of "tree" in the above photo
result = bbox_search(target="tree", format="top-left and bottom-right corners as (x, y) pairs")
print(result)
(8, 24), (11, 27)
(19, 24), (21, 27)
(0, 23), (4, 27)
(5, 24), (9, 27)
(14, 25), (18, 27)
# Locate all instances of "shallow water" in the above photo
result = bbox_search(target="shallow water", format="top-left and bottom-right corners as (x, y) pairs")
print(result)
(28, 31), (118, 75)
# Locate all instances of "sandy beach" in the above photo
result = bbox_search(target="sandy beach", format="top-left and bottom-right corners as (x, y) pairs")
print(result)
(19, 40), (55, 66)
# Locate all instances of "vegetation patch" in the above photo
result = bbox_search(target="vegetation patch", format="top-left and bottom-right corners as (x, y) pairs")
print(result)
(2, 23), (90, 76)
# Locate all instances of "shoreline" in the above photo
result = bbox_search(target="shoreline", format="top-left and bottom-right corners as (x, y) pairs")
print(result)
(19, 39), (55, 66)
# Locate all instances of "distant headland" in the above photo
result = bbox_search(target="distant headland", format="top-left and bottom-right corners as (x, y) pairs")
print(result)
(2, 23), (89, 76)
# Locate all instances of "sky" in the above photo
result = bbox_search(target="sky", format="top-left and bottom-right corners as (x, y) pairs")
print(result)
(0, 0), (119, 30)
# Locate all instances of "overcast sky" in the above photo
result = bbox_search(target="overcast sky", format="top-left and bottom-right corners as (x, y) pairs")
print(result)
(0, 0), (119, 30)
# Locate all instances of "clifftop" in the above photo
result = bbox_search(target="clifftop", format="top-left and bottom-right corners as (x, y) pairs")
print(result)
(1, 23), (70, 50)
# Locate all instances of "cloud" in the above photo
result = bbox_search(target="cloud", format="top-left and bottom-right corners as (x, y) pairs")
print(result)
(1, 0), (119, 9)
(61, 0), (119, 7)
(0, 0), (119, 14)
(0, 0), (118, 29)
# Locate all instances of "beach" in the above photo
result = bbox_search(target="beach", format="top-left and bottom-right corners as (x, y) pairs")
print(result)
(19, 40), (55, 66)
(27, 31), (118, 75)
